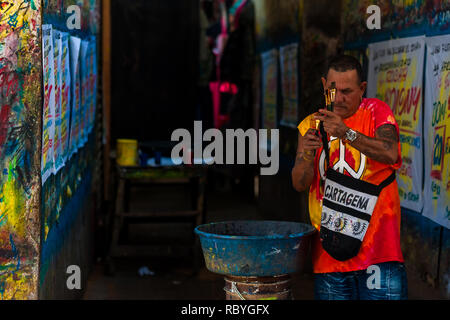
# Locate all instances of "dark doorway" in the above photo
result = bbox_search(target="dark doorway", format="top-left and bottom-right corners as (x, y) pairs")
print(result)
(111, 0), (199, 142)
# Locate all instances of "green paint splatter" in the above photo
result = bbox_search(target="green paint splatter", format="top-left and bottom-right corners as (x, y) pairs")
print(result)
(8, 157), (17, 183)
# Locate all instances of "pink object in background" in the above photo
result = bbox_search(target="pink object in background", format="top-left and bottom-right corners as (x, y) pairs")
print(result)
(210, 81), (231, 129)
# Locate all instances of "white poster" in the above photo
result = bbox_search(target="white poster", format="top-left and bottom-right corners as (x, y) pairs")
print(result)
(52, 29), (64, 173)
(41, 25), (56, 184)
(88, 36), (98, 133)
(79, 40), (89, 147)
(261, 49), (278, 131)
(367, 36), (425, 213)
(279, 43), (299, 128)
(423, 35), (450, 229)
(68, 36), (81, 159)
(60, 32), (71, 164)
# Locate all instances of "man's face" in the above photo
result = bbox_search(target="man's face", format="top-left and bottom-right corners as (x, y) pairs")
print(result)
(321, 69), (367, 119)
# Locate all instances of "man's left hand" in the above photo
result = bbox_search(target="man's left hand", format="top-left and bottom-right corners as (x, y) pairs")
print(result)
(315, 109), (349, 139)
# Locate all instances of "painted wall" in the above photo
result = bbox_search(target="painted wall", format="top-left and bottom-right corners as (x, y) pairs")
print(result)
(254, 0), (302, 51)
(0, 0), (100, 299)
(342, 0), (450, 48)
(0, 0), (42, 300)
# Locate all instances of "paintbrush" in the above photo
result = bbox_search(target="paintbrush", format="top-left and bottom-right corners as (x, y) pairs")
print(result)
(328, 82), (336, 111)
(319, 82), (336, 166)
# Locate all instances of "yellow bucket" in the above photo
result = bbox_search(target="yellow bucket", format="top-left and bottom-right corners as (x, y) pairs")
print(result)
(116, 139), (138, 166)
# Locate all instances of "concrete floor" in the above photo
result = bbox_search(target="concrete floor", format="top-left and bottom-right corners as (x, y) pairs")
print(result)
(82, 174), (443, 300)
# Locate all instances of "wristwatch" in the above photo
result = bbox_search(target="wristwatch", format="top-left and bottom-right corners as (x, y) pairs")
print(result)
(344, 128), (358, 143)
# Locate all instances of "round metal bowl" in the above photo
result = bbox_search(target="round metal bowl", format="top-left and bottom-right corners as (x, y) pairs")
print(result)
(194, 220), (316, 277)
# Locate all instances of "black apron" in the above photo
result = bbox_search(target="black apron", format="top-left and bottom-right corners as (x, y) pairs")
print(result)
(320, 168), (396, 261)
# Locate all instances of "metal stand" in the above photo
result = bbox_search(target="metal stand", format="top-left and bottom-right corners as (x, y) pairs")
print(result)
(105, 164), (207, 275)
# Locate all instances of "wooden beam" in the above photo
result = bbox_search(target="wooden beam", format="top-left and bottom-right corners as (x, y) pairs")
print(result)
(102, 0), (112, 201)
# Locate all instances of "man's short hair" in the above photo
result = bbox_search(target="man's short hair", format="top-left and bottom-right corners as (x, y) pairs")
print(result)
(326, 55), (364, 83)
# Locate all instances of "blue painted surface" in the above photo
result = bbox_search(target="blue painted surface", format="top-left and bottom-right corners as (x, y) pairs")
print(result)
(39, 130), (95, 287)
(195, 221), (316, 277)
(39, 169), (92, 286)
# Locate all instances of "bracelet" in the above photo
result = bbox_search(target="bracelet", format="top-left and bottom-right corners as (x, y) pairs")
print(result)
(302, 152), (315, 162)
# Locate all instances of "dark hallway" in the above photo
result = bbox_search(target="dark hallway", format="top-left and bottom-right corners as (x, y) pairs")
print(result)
(0, 0), (449, 304)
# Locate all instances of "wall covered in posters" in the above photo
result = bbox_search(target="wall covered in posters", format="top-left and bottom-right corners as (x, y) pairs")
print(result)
(367, 36), (426, 213)
(342, 0), (449, 299)
(0, 0), (42, 300)
(424, 34), (450, 229)
(346, 1), (450, 226)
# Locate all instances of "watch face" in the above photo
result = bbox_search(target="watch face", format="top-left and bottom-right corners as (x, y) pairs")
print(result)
(347, 129), (356, 141)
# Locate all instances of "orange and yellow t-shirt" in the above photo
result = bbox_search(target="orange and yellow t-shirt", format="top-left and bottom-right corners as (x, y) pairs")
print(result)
(297, 98), (404, 273)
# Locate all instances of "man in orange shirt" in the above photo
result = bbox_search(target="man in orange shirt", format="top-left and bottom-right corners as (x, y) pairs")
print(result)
(292, 55), (407, 300)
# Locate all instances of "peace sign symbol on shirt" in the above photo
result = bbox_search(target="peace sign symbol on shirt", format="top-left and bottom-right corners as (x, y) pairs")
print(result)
(319, 137), (367, 180)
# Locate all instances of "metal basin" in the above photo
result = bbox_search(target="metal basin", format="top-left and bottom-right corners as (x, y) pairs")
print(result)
(194, 220), (316, 277)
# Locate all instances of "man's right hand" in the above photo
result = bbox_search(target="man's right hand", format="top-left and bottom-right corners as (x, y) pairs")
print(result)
(303, 129), (323, 153)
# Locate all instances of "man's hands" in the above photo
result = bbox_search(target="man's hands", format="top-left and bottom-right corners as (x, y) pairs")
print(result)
(314, 109), (349, 139)
(293, 106), (400, 194)
(303, 128), (323, 153)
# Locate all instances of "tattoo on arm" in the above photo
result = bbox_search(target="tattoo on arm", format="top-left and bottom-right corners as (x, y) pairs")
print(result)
(376, 124), (398, 151)
(377, 124), (399, 141)
(349, 124), (399, 164)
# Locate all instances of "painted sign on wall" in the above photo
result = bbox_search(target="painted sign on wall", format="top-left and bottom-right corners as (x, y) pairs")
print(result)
(53, 30), (65, 173)
(424, 34), (450, 229)
(367, 36), (426, 213)
(60, 32), (71, 164)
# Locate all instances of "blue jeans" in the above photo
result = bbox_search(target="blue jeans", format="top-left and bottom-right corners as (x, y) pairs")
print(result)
(314, 262), (408, 300)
